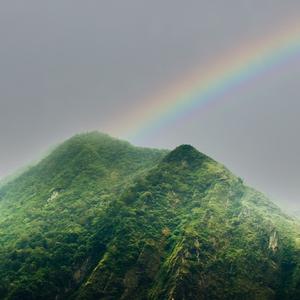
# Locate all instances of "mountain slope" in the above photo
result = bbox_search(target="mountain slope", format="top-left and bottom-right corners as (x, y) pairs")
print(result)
(0, 132), (167, 299)
(76, 144), (300, 300)
(0, 133), (300, 299)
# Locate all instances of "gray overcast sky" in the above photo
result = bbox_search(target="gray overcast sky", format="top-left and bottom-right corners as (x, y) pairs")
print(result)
(0, 0), (300, 211)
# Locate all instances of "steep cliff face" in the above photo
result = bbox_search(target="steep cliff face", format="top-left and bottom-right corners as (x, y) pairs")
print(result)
(0, 133), (300, 300)
(269, 230), (279, 252)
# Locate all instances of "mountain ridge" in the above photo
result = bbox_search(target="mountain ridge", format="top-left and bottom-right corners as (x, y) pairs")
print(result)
(0, 132), (300, 299)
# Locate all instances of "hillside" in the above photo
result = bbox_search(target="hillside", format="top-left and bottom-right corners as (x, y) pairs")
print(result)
(0, 132), (300, 299)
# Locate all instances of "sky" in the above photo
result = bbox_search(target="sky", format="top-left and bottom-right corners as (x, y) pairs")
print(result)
(0, 0), (300, 211)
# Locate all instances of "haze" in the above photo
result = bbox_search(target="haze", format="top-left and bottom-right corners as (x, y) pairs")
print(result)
(0, 1), (300, 212)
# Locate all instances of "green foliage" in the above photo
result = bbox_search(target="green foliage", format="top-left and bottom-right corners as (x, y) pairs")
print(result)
(0, 133), (300, 299)
(0, 132), (166, 299)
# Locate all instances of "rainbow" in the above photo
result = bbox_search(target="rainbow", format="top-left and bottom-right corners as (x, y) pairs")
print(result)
(110, 20), (300, 142)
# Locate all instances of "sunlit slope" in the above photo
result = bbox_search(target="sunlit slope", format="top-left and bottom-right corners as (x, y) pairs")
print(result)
(0, 132), (167, 299)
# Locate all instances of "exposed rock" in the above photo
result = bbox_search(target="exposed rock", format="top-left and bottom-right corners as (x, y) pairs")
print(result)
(47, 190), (59, 203)
(268, 230), (278, 252)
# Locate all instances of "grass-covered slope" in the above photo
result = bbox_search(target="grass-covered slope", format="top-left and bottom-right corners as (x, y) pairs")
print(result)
(0, 133), (300, 299)
(0, 132), (167, 299)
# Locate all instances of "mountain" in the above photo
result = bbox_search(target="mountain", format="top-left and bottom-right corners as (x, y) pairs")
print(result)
(0, 132), (300, 300)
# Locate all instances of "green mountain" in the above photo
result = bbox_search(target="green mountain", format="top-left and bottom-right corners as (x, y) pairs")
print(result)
(0, 132), (300, 300)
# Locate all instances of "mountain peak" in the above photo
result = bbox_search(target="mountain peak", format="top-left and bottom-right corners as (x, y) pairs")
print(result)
(163, 144), (208, 165)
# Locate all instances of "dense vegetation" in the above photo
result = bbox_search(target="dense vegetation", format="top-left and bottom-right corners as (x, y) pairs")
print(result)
(0, 132), (300, 299)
